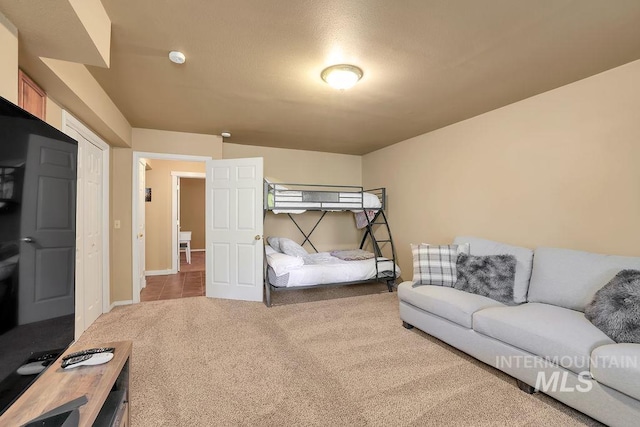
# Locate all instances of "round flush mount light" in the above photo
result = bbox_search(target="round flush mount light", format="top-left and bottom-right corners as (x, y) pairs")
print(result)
(168, 51), (186, 64)
(321, 64), (363, 90)
(221, 131), (231, 138)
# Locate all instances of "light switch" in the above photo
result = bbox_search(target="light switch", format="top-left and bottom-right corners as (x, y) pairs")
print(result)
(114, 220), (121, 229)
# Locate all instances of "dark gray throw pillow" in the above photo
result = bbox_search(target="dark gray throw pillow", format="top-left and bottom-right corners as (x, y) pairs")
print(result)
(454, 253), (517, 305)
(584, 269), (640, 344)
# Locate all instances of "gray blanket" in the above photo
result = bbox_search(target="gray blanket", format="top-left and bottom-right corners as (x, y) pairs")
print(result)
(330, 249), (375, 261)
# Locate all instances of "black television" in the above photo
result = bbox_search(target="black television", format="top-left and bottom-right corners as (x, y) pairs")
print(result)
(0, 96), (77, 415)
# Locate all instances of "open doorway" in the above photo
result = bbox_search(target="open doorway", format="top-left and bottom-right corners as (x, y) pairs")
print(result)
(133, 154), (265, 304)
(131, 152), (211, 303)
(171, 172), (206, 273)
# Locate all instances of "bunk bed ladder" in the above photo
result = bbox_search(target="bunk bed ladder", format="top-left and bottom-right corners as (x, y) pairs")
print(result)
(359, 209), (398, 292)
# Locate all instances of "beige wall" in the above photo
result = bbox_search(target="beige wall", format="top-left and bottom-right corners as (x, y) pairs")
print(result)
(363, 59), (640, 278)
(0, 11), (18, 103)
(45, 97), (63, 130)
(180, 178), (206, 250)
(40, 58), (132, 148)
(111, 148), (132, 302)
(223, 143), (363, 252)
(134, 128), (223, 157)
(144, 160), (205, 271)
(67, 0), (111, 67)
(110, 129), (223, 302)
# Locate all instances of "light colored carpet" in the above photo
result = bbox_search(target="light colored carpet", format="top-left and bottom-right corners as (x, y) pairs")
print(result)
(76, 290), (601, 426)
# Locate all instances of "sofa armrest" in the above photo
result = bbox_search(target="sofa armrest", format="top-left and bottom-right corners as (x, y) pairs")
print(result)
(591, 343), (640, 401)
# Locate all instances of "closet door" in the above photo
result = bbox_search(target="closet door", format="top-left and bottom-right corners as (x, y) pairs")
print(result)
(73, 128), (85, 338)
(64, 120), (105, 338)
(82, 137), (103, 327)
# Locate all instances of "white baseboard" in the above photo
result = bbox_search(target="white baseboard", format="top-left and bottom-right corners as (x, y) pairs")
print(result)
(146, 269), (176, 276)
(109, 300), (133, 311)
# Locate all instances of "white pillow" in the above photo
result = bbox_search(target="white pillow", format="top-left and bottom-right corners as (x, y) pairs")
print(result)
(266, 236), (281, 252)
(265, 245), (278, 255)
(266, 252), (304, 276)
(279, 238), (308, 258)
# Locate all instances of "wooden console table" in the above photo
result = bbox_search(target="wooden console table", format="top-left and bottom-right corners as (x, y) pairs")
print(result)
(0, 340), (132, 426)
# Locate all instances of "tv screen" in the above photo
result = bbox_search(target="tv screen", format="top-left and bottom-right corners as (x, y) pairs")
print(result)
(0, 96), (77, 414)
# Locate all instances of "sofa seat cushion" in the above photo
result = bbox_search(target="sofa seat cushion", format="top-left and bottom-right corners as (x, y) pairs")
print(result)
(591, 344), (640, 401)
(397, 281), (504, 329)
(473, 303), (614, 374)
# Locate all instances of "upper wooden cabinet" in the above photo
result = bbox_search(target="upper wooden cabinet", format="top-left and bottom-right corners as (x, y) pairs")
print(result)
(18, 70), (46, 120)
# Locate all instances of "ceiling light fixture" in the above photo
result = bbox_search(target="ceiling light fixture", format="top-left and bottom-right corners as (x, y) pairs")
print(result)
(168, 51), (186, 64)
(321, 64), (363, 90)
(221, 131), (231, 138)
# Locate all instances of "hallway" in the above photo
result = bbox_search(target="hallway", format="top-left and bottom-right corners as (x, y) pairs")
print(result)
(141, 252), (205, 301)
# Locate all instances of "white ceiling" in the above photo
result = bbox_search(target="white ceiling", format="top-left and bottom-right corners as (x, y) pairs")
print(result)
(4, 0), (640, 154)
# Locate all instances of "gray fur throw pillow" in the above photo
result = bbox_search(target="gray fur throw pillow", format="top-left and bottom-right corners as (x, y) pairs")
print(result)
(454, 253), (517, 305)
(584, 269), (640, 344)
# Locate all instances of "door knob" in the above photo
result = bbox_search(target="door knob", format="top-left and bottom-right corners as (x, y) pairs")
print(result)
(255, 235), (262, 240)
(20, 237), (35, 243)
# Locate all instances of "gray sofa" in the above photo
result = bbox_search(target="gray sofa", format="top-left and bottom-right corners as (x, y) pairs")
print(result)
(398, 236), (640, 427)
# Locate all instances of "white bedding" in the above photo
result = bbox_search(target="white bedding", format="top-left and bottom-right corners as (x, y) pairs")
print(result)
(265, 247), (400, 288)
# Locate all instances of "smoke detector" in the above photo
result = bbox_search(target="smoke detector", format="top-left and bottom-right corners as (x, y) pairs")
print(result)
(169, 51), (186, 64)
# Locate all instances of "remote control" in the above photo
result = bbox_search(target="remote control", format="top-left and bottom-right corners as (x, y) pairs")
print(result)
(33, 352), (60, 362)
(17, 361), (48, 376)
(61, 352), (114, 369)
(62, 347), (115, 362)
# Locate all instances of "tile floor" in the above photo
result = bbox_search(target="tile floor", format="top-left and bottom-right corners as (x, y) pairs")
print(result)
(140, 252), (205, 302)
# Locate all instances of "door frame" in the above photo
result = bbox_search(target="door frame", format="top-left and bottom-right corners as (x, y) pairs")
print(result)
(171, 171), (206, 273)
(131, 152), (212, 303)
(62, 111), (111, 315)
(136, 158), (147, 292)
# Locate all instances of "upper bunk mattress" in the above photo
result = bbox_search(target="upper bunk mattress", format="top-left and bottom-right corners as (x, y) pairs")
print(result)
(265, 181), (382, 213)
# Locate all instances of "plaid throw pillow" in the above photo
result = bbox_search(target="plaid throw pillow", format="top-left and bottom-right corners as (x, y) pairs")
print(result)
(411, 243), (470, 287)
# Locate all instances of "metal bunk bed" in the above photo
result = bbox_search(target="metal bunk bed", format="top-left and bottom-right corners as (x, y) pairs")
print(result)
(263, 180), (398, 307)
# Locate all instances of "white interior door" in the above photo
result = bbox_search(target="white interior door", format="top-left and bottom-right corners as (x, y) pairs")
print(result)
(67, 127), (104, 337)
(206, 158), (263, 301)
(63, 112), (108, 338)
(176, 177), (181, 272)
(82, 139), (103, 326)
(73, 129), (84, 338)
(138, 160), (146, 290)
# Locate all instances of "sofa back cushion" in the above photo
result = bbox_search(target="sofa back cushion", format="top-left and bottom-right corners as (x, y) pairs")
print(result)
(527, 247), (640, 312)
(453, 236), (533, 304)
